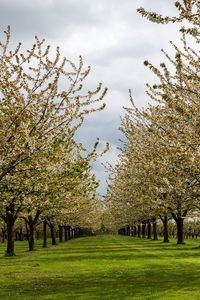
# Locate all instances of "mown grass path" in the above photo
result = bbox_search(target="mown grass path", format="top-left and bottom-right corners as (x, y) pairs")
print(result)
(0, 235), (200, 299)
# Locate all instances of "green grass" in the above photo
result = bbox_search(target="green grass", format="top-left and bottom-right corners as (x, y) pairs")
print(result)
(0, 235), (200, 300)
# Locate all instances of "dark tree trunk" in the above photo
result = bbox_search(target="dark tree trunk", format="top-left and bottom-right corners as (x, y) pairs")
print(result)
(133, 226), (137, 237)
(131, 226), (134, 237)
(25, 210), (41, 251)
(163, 216), (169, 243)
(28, 223), (35, 251)
(152, 219), (158, 240)
(124, 227), (127, 236)
(59, 225), (63, 242)
(147, 221), (151, 239)
(127, 226), (130, 236)
(75, 228), (77, 238)
(50, 224), (56, 245)
(171, 213), (184, 244)
(67, 227), (71, 240)
(79, 228), (82, 237)
(142, 222), (146, 238)
(64, 226), (68, 241)
(137, 224), (141, 238)
(160, 215), (169, 243)
(176, 216), (184, 244)
(6, 216), (15, 256)
(43, 221), (47, 248)
(19, 227), (23, 241)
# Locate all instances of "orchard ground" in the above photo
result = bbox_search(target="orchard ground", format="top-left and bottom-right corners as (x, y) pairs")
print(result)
(0, 235), (200, 300)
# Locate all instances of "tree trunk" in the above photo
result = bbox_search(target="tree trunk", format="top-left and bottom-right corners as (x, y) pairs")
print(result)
(64, 226), (68, 241)
(67, 226), (71, 240)
(137, 224), (141, 238)
(24, 210), (41, 251)
(176, 216), (184, 244)
(131, 226), (134, 237)
(6, 217), (15, 256)
(133, 226), (137, 237)
(74, 228), (78, 238)
(19, 227), (23, 241)
(50, 224), (56, 245)
(28, 223), (35, 251)
(59, 225), (63, 242)
(142, 222), (146, 238)
(162, 215), (169, 243)
(79, 228), (82, 237)
(71, 228), (74, 239)
(152, 220), (158, 240)
(4, 204), (18, 256)
(43, 221), (47, 248)
(147, 221), (151, 239)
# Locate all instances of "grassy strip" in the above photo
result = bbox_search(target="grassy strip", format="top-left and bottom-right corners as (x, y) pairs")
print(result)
(0, 235), (200, 299)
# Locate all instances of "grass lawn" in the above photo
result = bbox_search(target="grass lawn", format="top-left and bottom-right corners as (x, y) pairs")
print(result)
(0, 235), (200, 300)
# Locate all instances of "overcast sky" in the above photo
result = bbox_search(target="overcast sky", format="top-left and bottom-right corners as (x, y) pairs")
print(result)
(0, 0), (180, 195)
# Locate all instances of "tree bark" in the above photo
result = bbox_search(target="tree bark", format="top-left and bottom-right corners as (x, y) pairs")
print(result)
(142, 222), (146, 238)
(176, 216), (184, 244)
(67, 226), (71, 240)
(131, 226), (134, 237)
(74, 228), (78, 238)
(28, 222), (35, 251)
(59, 225), (63, 242)
(133, 226), (137, 237)
(152, 219), (158, 240)
(147, 221), (151, 239)
(4, 204), (18, 256)
(171, 213), (184, 244)
(71, 228), (74, 239)
(127, 226), (130, 236)
(6, 216), (15, 256)
(160, 215), (169, 243)
(19, 227), (23, 241)
(43, 221), (47, 248)
(49, 224), (56, 245)
(137, 224), (141, 238)
(64, 226), (68, 241)
(24, 210), (41, 251)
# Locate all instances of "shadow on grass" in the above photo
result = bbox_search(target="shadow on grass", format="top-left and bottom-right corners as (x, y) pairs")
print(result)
(1, 262), (200, 300)
(0, 236), (200, 300)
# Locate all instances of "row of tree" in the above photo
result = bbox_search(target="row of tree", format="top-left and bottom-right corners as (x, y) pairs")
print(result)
(0, 217), (96, 248)
(105, 0), (200, 244)
(118, 219), (200, 242)
(0, 27), (107, 255)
